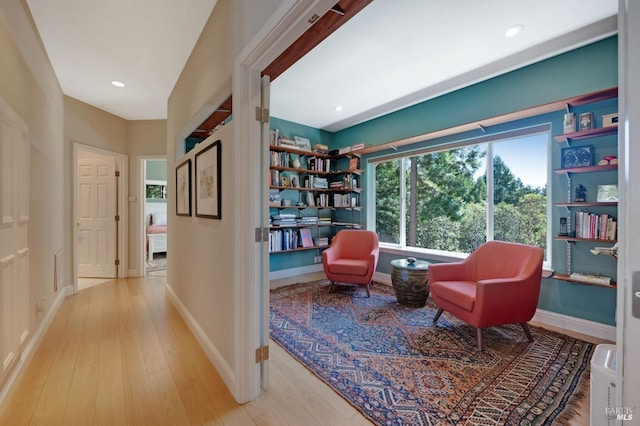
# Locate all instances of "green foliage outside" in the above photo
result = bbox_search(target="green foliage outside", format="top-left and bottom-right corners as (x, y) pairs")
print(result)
(375, 147), (547, 255)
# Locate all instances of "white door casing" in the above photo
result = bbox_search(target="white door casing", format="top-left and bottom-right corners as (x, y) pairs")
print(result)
(77, 151), (117, 278)
(618, 0), (640, 420)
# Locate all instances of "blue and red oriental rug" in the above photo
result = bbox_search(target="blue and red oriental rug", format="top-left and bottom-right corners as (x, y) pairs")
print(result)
(270, 280), (594, 425)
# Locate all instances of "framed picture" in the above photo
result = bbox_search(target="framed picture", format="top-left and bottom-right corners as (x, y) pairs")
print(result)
(579, 112), (593, 131)
(561, 145), (593, 169)
(294, 136), (311, 151)
(195, 140), (222, 219)
(175, 159), (191, 216)
(597, 184), (618, 202)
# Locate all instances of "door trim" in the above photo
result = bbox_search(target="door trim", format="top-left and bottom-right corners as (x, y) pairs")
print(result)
(138, 155), (167, 276)
(72, 143), (128, 291)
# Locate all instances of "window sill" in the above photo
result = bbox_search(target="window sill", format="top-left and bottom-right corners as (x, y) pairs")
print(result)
(379, 243), (553, 276)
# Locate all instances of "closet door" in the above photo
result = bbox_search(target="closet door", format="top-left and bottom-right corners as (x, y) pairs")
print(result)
(0, 98), (30, 380)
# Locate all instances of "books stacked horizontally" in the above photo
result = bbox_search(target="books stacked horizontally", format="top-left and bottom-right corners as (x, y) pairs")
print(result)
(575, 211), (617, 240)
(319, 216), (332, 225)
(297, 216), (318, 225)
(312, 177), (328, 189)
(330, 181), (344, 189)
(271, 213), (296, 227)
(314, 237), (329, 247)
(312, 143), (329, 154)
(569, 272), (612, 285)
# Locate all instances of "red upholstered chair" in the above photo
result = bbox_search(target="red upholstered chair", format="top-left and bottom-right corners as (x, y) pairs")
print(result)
(322, 230), (379, 297)
(429, 240), (544, 351)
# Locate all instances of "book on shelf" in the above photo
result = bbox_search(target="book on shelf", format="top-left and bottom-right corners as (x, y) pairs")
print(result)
(569, 272), (612, 285)
(574, 211), (616, 240)
(299, 228), (314, 248)
(270, 170), (280, 186)
(278, 137), (297, 148)
(314, 237), (329, 247)
(312, 143), (329, 154)
(270, 129), (280, 145)
(351, 143), (365, 151)
(349, 157), (358, 171)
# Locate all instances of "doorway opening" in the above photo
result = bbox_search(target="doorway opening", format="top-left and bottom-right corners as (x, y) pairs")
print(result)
(142, 157), (168, 276)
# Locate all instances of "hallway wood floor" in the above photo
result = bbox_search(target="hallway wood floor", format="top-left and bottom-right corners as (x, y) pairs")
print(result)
(0, 275), (599, 425)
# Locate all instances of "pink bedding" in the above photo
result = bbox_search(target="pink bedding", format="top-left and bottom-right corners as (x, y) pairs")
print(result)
(146, 225), (167, 235)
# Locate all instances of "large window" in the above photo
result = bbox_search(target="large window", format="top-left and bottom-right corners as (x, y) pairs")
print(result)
(374, 128), (549, 260)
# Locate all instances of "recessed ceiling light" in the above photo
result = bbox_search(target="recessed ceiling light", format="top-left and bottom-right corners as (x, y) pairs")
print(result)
(111, 80), (126, 88)
(505, 25), (524, 38)
(335, 106), (343, 112)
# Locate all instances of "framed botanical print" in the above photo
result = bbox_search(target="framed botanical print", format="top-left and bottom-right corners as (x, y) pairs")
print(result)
(175, 159), (191, 216)
(195, 140), (221, 219)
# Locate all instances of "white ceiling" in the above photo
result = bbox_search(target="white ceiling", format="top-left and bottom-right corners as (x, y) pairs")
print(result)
(26, 0), (617, 130)
(26, 0), (216, 120)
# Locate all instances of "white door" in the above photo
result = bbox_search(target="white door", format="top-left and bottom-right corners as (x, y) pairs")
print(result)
(77, 151), (117, 278)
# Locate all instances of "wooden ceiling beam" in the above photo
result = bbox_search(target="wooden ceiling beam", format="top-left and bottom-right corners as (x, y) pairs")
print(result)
(190, 0), (372, 138)
(262, 0), (373, 81)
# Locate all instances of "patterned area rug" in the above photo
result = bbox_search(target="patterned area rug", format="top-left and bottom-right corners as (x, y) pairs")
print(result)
(270, 280), (594, 426)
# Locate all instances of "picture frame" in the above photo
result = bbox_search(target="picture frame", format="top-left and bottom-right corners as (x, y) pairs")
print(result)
(597, 184), (618, 202)
(195, 140), (222, 219)
(175, 159), (191, 216)
(280, 176), (290, 187)
(294, 136), (311, 151)
(561, 145), (593, 169)
(579, 112), (593, 131)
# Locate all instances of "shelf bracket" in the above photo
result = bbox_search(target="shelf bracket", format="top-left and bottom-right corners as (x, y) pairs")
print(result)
(565, 103), (571, 113)
(478, 124), (486, 133)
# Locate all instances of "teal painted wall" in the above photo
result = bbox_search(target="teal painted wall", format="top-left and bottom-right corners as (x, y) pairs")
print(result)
(332, 37), (618, 149)
(269, 37), (619, 326)
(146, 159), (167, 181)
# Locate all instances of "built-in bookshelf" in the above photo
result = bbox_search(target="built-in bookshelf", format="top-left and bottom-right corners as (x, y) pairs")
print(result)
(552, 91), (618, 288)
(268, 140), (363, 254)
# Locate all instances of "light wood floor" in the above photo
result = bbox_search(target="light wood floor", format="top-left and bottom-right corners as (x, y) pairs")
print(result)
(0, 275), (605, 425)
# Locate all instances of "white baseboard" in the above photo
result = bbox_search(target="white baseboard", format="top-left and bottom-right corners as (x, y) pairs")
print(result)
(164, 284), (236, 396)
(375, 272), (614, 341)
(532, 309), (616, 342)
(269, 264), (323, 281)
(0, 284), (73, 413)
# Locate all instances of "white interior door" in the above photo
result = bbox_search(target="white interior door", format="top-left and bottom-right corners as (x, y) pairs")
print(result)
(77, 151), (117, 278)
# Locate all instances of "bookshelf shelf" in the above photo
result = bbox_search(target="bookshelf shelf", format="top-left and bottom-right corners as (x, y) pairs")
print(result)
(553, 273), (617, 288)
(269, 139), (364, 255)
(554, 126), (618, 143)
(554, 92), (618, 288)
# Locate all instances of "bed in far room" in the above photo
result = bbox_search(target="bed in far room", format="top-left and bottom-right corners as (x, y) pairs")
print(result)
(146, 205), (167, 261)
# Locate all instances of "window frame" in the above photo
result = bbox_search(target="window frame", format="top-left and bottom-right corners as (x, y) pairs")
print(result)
(368, 123), (552, 269)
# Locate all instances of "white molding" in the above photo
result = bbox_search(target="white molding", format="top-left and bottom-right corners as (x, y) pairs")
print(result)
(532, 308), (616, 342)
(0, 284), (72, 412)
(164, 283), (236, 392)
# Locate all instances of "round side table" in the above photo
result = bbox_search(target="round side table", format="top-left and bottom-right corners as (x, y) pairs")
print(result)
(390, 258), (430, 307)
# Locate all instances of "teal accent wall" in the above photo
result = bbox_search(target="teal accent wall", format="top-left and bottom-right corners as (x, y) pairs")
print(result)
(270, 117), (334, 147)
(146, 159), (167, 181)
(332, 37), (618, 149)
(270, 37), (619, 325)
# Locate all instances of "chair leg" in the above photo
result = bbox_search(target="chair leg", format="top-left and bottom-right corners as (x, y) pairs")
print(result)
(521, 322), (534, 343)
(476, 328), (484, 351)
(365, 283), (370, 297)
(433, 308), (444, 324)
(328, 281), (335, 293)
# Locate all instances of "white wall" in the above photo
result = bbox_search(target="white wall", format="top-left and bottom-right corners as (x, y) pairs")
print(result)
(0, 0), (66, 340)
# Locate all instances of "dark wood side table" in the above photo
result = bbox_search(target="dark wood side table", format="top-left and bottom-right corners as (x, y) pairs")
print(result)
(390, 258), (430, 307)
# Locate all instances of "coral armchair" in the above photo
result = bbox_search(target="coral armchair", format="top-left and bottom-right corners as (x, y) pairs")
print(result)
(429, 241), (544, 351)
(322, 230), (379, 297)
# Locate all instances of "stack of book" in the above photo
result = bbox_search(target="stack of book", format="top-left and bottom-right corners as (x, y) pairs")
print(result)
(297, 216), (318, 225)
(312, 177), (328, 189)
(330, 181), (344, 189)
(319, 216), (332, 225)
(312, 143), (329, 154)
(271, 213), (296, 226)
(314, 237), (329, 247)
(569, 272), (612, 285)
